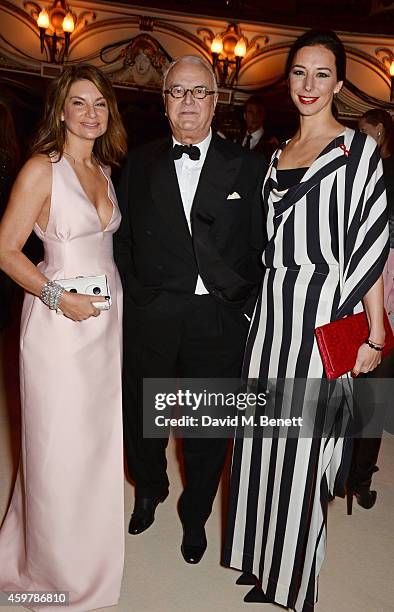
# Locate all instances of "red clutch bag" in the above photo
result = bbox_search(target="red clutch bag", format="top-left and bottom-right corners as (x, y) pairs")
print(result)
(315, 311), (394, 379)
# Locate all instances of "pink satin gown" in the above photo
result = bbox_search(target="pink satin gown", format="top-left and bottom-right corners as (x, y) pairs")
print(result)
(0, 156), (124, 611)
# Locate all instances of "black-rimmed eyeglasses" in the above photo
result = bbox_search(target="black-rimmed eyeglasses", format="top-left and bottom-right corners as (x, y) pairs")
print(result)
(163, 86), (217, 99)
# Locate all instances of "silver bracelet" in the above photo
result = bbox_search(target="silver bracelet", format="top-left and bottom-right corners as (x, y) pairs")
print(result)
(40, 280), (65, 310)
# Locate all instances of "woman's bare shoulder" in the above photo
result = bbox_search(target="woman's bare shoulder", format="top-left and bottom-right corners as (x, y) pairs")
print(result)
(5, 155), (53, 207)
(25, 153), (53, 171)
(17, 154), (53, 186)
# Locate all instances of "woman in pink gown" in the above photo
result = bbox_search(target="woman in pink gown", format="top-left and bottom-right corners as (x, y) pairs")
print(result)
(0, 65), (127, 611)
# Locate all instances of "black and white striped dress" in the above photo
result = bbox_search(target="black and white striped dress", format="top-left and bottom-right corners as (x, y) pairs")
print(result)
(223, 128), (389, 611)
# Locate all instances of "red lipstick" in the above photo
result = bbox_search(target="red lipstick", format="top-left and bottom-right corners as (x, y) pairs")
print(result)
(299, 96), (319, 105)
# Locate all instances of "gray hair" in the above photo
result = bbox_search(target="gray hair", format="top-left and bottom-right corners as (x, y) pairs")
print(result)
(162, 55), (217, 91)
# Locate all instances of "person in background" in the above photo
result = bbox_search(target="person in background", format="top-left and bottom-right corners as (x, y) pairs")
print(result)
(0, 64), (127, 612)
(241, 95), (279, 160)
(347, 108), (394, 511)
(359, 110), (394, 301)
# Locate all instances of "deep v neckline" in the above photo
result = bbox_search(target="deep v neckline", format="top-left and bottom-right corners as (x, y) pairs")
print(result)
(63, 155), (115, 232)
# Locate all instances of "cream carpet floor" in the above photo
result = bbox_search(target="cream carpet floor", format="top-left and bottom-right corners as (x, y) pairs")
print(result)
(0, 330), (393, 612)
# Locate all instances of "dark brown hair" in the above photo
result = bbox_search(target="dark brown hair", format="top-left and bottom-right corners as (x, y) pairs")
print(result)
(244, 95), (266, 116)
(361, 109), (393, 134)
(285, 29), (346, 82)
(31, 64), (127, 165)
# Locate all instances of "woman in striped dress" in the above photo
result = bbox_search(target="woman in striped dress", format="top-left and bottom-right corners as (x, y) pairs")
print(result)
(223, 29), (389, 611)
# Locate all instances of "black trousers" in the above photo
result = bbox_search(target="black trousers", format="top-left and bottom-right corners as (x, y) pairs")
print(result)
(349, 350), (394, 489)
(122, 292), (249, 528)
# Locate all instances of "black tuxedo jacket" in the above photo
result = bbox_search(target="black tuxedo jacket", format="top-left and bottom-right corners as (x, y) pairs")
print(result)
(239, 133), (278, 162)
(114, 132), (267, 311)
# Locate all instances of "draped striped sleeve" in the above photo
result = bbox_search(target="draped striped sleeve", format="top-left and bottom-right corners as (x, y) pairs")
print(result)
(336, 130), (389, 318)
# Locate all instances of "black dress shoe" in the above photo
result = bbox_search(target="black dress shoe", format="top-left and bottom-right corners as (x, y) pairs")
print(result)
(181, 527), (207, 564)
(128, 491), (168, 535)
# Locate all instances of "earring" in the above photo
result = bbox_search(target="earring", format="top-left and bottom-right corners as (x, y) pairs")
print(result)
(378, 131), (382, 138)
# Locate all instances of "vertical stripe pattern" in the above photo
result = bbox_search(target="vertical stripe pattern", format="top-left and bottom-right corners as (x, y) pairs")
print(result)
(223, 129), (389, 611)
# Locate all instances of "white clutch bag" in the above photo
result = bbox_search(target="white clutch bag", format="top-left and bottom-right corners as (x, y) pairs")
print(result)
(56, 274), (111, 311)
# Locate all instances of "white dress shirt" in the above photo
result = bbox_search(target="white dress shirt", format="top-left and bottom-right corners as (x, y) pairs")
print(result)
(173, 130), (212, 294)
(242, 126), (264, 150)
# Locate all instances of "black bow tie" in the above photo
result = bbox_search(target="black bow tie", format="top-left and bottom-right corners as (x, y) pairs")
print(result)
(172, 144), (201, 161)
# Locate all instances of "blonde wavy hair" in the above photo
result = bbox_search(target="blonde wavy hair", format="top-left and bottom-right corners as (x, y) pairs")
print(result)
(32, 64), (127, 166)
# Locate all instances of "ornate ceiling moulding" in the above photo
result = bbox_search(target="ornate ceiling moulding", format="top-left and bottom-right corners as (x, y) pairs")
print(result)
(375, 46), (394, 68)
(152, 19), (212, 57)
(334, 88), (369, 119)
(23, 0), (95, 63)
(344, 46), (391, 81)
(344, 78), (394, 111)
(197, 22), (269, 86)
(65, 14), (210, 63)
(101, 33), (171, 90)
(375, 47), (394, 99)
(347, 46), (394, 102)
(0, 0), (46, 65)
(0, 50), (39, 74)
(232, 41), (291, 90)
(139, 15), (154, 31)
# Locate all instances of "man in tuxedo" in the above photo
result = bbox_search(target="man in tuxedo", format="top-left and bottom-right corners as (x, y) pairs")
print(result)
(115, 55), (266, 564)
(241, 95), (279, 161)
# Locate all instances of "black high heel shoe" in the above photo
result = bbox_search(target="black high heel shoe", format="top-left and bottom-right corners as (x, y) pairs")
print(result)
(346, 487), (377, 515)
(236, 572), (256, 585)
(243, 582), (289, 608)
(243, 585), (270, 603)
